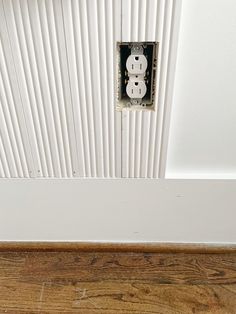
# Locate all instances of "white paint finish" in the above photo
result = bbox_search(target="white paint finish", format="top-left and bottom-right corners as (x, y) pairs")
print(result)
(0, 0), (181, 178)
(121, 0), (181, 178)
(0, 1), (35, 177)
(166, 0), (236, 179)
(0, 0), (122, 178)
(0, 179), (235, 243)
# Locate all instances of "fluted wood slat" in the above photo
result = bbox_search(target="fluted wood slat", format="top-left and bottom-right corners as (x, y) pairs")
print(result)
(121, 0), (180, 178)
(0, 0), (121, 178)
(0, 0), (180, 178)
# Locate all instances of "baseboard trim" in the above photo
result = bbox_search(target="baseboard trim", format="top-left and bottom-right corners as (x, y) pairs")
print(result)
(0, 242), (236, 253)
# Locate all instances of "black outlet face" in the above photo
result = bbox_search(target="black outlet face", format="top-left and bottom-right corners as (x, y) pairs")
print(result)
(116, 42), (158, 110)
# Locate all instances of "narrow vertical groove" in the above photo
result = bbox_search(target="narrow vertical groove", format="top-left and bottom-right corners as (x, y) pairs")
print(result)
(79, 0), (97, 177)
(71, 0), (91, 177)
(0, 63), (22, 177)
(147, 0), (164, 177)
(123, 111), (129, 178)
(53, 0), (81, 177)
(50, 0), (75, 177)
(158, 0), (182, 178)
(97, 0), (109, 177)
(2, 0), (35, 177)
(134, 110), (141, 178)
(0, 94), (18, 176)
(0, 137), (6, 177)
(27, 0), (61, 177)
(132, 0), (140, 178)
(12, 0), (48, 177)
(90, 0), (105, 177)
(131, 0), (139, 41)
(106, 0), (115, 177)
(114, 0), (122, 178)
(136, 0), (147, 178)
(68, 0), (88, 177)
(0, 11), (20, 178)
(139, 0), (149, 178)
(129, 0), (135, 178)
(0, 1), (31, 177)
(61, 0), (85, 177)
(121, 0), (130, 178)
(153, 0), (173, 178)
(57, 0), (78, 177)
(20, 0), (54, 177)
(0, 131), (10, 177)
(0, 38), (28, 177)
(141, 111), (151, 177)
(45, 0), (73, 177)
(83, 0), (101, 177)
(38, 0), (69, 177)
(129, 112), (135, 178)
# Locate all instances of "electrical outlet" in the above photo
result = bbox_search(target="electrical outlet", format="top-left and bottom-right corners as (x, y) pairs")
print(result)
(117, 42), (158, 110)
(125, 44), (148, 106)
(126, 54), (147, 75)
(126, 79), (147, 99)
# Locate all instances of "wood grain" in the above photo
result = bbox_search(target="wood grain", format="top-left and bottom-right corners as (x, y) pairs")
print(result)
(0, 242), (236, 253)
(0, 250), (236, 313)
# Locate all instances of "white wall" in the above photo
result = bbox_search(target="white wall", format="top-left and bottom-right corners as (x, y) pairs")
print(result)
(166, 0), (236, 178)
(0, 179), (236, 243)
(0, 0), (236, 243)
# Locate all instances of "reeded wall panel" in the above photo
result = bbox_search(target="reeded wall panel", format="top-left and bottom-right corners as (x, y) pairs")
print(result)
(0, 0), (180, 178)
(0, 0), (121, 178)
(121, 0), (181, 178)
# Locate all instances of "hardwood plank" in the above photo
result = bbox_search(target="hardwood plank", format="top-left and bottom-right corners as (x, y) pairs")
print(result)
(0, 251), (236, 313)
(0, 280), (236, 313)
(12, 252), (236, 285)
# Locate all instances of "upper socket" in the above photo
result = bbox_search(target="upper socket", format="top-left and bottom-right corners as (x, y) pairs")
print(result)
(126, 54), (148, 75)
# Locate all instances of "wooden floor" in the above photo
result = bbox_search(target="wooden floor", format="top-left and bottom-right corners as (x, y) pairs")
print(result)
(0, 249), (236, 313)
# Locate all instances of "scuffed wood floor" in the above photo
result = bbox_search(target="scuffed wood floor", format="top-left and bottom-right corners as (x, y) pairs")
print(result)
(0, 251), (236, 313)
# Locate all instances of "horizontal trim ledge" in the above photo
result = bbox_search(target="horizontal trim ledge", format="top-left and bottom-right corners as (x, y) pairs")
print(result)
(0, 242), (236, 253)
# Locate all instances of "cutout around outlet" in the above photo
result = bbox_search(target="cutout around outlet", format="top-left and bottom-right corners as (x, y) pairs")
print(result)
(116, 42), (158, 111)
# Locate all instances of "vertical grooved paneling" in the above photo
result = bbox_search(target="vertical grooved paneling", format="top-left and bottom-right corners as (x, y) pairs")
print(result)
(107, 0), (115, 177)
(0, 1), (34, 177)
(86, 0), (105, 177)
(0, 0), (179, 178)
(0, 133), (10, 177)
(114, 0), (122, 178)
(45, 0), (73, 177)
(97, 0), (109, 177)
(0, 0), (122, 178)
(78, 0), (97, 177)
(20, 0), (54, 177)
(61, 0), (85, 177)
(121, 0), (180, 178)
(0, 40), (26, 177)
(153, 0), (173, 178)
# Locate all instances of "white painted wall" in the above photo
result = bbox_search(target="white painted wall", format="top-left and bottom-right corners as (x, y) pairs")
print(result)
(0, 0), (236, 243)
(0, 179), (236, 243)
(166, 0), (236, 179)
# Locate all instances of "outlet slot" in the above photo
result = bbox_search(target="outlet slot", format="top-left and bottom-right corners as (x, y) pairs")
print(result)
(116, 42), (158, 110)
